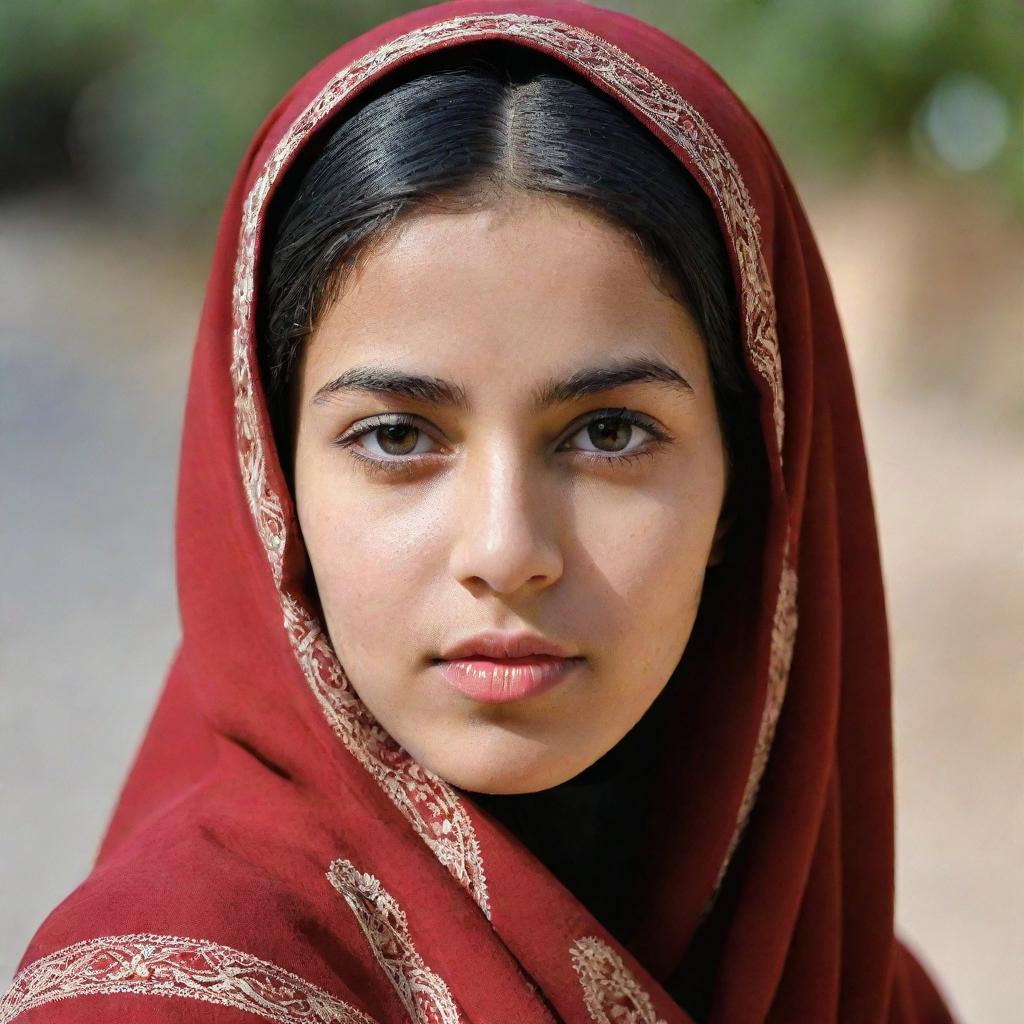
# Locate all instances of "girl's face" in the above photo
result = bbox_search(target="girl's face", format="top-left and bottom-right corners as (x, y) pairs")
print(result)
(290, 193), (730, 794)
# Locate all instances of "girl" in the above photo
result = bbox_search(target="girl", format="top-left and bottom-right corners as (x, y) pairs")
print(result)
(1, 2), (955, 1021)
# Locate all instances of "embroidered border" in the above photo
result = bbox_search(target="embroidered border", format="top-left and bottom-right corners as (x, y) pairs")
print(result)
(0, 933), (376, 1024)
(231, 11), (795, 928)
(570, 936), (667, 1024)
(328, 860), (465, 1024)
(710, 540), (800, 900)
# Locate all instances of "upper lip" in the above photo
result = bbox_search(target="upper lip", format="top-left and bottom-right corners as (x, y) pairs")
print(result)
(438, 631), (579, 661)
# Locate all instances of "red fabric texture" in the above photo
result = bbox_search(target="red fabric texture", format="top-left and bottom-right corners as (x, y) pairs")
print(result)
(4, 2), (957, 1021)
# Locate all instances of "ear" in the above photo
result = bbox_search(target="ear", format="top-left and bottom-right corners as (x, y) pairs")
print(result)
(707, 500), (736, 568)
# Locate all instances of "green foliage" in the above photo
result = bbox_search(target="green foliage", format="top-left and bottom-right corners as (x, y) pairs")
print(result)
(1, 0), (1020, 224)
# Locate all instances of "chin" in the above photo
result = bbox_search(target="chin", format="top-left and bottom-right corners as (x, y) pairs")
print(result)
(411, 728), (584, 795)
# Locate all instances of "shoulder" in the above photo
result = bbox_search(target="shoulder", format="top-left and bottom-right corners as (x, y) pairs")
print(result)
(890, 936), (957, 1024)
(2, 815), (379, 1024)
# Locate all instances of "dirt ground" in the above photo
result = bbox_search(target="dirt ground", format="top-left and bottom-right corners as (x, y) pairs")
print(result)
(1, 169), (1021, 1020)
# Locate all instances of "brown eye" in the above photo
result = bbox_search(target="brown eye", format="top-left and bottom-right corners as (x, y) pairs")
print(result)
(562, 409), (662, 459)
(332, 414), (439, 476)
(375, 423), (420, 456)
(586, 416), (634, 453)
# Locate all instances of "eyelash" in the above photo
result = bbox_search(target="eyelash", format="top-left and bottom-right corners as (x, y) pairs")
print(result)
(331, 408), (672, 480)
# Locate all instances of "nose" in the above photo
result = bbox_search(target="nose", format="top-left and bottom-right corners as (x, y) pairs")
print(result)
(448, 444), (564, 597)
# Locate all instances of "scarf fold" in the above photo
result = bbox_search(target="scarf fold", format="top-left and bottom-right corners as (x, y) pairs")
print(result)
(2, 2), (956, 1022)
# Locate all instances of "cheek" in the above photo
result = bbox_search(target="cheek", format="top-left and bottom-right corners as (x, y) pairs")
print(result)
(295, 474), (440, 658)
(593, 506), (708, 605)
(573, 475), (720, 659)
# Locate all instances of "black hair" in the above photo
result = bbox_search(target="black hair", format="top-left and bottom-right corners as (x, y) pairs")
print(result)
(259, 41), (763, 527)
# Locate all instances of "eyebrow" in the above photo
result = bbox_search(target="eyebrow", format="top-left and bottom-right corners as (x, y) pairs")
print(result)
(311, 355), (694, 412)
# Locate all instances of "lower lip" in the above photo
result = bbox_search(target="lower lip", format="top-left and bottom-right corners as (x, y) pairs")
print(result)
(435, 655), (583, 703)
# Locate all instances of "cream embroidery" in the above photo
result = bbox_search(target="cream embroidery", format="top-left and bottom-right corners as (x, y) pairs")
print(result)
(231, 11), (794, 932)
(280, 590), (490, 910)
(328, 860), (465, 1024)
(570, 936), (667, 1024)
(710, 540), (800, 900)
(0, 933), (376, 1024)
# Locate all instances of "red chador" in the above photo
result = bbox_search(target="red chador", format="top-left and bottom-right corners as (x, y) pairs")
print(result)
(2, 2), (956, 1021)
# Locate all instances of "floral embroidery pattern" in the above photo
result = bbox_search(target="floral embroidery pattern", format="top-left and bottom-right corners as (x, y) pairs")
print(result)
(570, 936), (667, 1024)
(231, 10), (795, 933)
(328, 860), (465, 1024)
(0, 933), (376, 1024)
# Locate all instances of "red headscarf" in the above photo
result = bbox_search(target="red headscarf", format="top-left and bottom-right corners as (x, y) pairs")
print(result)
(2, 2), (957, 1021)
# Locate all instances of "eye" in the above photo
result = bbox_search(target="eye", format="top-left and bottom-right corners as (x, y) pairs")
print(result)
(348, 417), (435, 458)
(560, 408), (667, 462)
(331, 414), (438, 478)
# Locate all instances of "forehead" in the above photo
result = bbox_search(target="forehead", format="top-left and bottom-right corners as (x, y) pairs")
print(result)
(302, 194), (710, 385)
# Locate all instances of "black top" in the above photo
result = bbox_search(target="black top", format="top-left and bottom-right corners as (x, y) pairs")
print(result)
(463, 681), (737, 1023)
(468, 695), (663, 942)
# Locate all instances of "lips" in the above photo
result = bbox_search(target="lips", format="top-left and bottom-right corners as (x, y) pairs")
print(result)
(433, 630), (583, 703)
(434, 654), (582, 704)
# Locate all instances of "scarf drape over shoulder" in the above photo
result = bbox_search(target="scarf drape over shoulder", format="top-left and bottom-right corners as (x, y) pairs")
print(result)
(2, 2), (956, 1021)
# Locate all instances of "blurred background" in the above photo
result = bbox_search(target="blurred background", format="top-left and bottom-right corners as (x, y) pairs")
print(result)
(1, 0), (1021, 1019)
